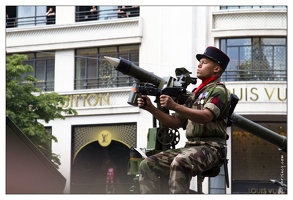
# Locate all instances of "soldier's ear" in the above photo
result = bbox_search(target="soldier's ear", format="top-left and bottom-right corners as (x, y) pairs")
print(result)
(214, 65), (221, 72)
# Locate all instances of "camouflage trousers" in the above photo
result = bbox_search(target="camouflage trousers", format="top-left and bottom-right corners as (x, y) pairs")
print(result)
(138, 143), (223, 194)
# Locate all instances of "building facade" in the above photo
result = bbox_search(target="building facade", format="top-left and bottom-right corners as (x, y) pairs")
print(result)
(6, 5), (287, 194)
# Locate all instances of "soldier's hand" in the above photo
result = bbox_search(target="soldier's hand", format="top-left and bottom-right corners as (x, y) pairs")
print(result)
(137, 95), (152, 110)
(160, 94), (176, 110)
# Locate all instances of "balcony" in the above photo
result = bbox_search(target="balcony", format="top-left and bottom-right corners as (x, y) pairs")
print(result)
(212, 9), (287, 37)
(6, 15), (142, 53)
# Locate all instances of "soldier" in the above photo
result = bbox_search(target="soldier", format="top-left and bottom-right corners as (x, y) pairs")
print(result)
(137, 46), (231, 193)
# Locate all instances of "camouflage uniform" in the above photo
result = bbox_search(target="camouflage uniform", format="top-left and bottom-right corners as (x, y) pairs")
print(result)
(139, 80), (231, 194)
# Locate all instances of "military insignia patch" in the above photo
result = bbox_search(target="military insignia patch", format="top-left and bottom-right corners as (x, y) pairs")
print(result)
(211, 96), (219, 104)
(199, 92), (209, 99)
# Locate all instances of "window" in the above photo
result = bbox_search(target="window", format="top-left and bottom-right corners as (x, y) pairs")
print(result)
(231, 122), (287, 193)
(75, 6), (140, 22)
(6, 6), (16, 28)
(76, 6), (97, 22)
(6, 6), (55, 28)
(75, 6), (119, 22)
(99, 6), (119, 20)
(22, 52), (55, 91)
(220, 38), (287, 82)
(75, 45), (139, 90)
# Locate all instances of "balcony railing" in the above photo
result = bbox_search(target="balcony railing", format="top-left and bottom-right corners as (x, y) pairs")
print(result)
(75, 76), (135, 90)
(222, 69), (287, 82)
(6, 14), (55, 28)
(75, 6), (140, 22)
(6, 6), (140, 29)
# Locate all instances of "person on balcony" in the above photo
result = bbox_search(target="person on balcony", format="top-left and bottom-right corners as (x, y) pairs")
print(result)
(46, 7), (55, 25)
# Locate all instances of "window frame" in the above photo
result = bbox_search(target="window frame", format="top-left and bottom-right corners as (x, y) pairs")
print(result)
(22, 52), (55, 92)
(220, 37), (287, 82)
(6, 6), (56, 28)
(74, 45), (139, 90)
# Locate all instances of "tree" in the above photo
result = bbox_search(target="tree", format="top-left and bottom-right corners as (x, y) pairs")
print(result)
(6, 53), (78, 169)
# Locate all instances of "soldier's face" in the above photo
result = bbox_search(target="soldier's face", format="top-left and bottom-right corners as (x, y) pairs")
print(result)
(196, 58), (217, 79)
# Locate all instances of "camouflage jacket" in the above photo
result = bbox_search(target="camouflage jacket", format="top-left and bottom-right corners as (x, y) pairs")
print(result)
(173, 79), (231, 142)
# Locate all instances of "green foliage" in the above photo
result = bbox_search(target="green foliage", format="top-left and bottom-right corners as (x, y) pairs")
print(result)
(6, 53), (78, 168)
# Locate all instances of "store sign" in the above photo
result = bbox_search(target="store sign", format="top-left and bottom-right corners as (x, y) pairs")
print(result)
(61, 83), (287, 109)
(232, 181), (282, 194)
(62, 93), (110, 108)
(227, 83), (287, 102)
(61, 91), (130, 108)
